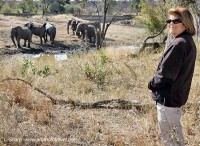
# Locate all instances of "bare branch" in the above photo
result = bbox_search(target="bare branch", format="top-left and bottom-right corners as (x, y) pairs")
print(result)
(91, 2), (101, 23)
(0, 78), (57, 104)
(0, 78), (143, 109)
(139, 24), (167, 52)
(103, 14), (115, 38)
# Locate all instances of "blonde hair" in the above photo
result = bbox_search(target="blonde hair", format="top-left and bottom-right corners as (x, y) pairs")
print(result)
(168, 7), (195, 36)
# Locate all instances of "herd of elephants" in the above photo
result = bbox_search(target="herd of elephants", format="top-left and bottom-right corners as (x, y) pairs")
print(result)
(10, 19), (101, 49)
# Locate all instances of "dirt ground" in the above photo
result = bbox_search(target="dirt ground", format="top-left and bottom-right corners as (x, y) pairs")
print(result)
(0, 14), (84, 55)
(0, 14), (145, 56)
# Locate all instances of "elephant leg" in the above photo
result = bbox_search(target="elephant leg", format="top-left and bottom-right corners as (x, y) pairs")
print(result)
(40, 37), (43, 44)
(43, 34), (46, 43)
(44, 36), (46, 43)
(23, 40), (27, 47)
(11, 37), (16, 47)
(93, 37), (96, 45)
(17, 38), (21, 48)
(27, 39), (31, 48)
(82, 31), (85, 40)
(45, 33), (48, 42)
(51, 38), (54, 44)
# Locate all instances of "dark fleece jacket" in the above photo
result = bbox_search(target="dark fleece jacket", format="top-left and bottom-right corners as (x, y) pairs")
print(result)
(148, 31), (196, 107)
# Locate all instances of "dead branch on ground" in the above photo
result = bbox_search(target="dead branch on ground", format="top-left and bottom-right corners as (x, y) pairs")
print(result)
(0, 78), (142, 109)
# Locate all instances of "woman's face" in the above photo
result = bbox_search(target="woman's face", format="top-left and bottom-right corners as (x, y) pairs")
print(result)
(167, 14), (186, 37)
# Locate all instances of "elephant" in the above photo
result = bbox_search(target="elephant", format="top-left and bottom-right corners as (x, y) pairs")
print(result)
(67, 19), (80, 35)
(85, 25), (97, 44)
(76, 21), (101, 42)
(75, 23), (88, 40)
(67, 19), (74, 34)
(10, 26), (32, 48)
(43, 22), (56, 44)
(24, 22), (46, 44)
(71, 20), (80, 35)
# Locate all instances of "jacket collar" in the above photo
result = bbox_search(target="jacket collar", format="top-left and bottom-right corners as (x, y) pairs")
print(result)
(163, 30), (188, 56)
(175, 30), (188, 38)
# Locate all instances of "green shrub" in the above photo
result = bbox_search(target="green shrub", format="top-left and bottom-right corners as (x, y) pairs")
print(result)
(137, 2), (167, 35)
(1, 4), (12, 14)
(20, 59), (57, 78)
(84, 50), (108, 89)
(64, 4), (74, 14)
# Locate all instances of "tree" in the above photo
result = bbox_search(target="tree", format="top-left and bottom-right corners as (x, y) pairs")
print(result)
(130, 0), (141, 15)
(0, 2), (5, 10)
(90, 0), (116, 49)
(40, 0), (70, 15)
(138, 1), (167, 34)
(77, 0), (88, 14)
(40, 0), (53, 15)
(18, 0), (38, 13)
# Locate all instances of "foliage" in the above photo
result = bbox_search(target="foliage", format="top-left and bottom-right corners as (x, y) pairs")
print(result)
(49, 1), (60, 13)
(77, 0), (88, 11)
(130, 0), (141, 14)
(64, 4), (74, 14)
(17, 0), (39, 13)
(0, 2), (5, 11)
(20, 59), (57, 78)
(0, 3), (12, 14)
(106, 0), (117, 15)
(40, 0), (69, 14)
(84, 50), (108, 89)
(73, 5), (82, 15)
(137, 2), (167, 35)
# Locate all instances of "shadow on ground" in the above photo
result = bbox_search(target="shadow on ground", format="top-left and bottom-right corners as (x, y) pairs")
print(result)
(0, 40), (86, 55)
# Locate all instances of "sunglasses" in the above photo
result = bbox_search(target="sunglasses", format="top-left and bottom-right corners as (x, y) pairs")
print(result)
(166, 19), (182, 24)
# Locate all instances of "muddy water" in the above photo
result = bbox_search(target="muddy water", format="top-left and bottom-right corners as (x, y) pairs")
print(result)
(16, 53), (69, 61)
(3, 45), (138, 62)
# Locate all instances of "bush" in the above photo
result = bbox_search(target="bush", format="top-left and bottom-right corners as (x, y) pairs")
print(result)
(1, 4), (12, 14)
(84, 50), (108, 89)
(20, 59), (57, 78)
(64, 4), (74, 14)
(137, 2), (167, 35)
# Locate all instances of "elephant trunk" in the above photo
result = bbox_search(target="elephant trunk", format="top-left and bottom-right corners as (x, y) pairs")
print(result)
(67, 24), (70, 34)
(76, 31), (81, 38)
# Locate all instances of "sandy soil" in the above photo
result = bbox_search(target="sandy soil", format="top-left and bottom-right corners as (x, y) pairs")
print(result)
(0, 14), (85, 55)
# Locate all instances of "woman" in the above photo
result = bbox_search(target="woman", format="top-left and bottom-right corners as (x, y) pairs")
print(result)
(148, 7), (196, 146)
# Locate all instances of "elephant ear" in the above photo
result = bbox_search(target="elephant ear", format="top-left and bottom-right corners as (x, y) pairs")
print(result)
(43, 23), (46, 28)
(30, 22), (34, 29)
(12, 28), (18, 38)
(15, 26), (22, 38)
(24, 23), (28, 28)
(25, 23), (31, 29)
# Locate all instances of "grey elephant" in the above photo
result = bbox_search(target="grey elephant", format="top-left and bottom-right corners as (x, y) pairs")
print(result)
(43, 22), (56, 44)
(67, 19), (80, 35)
(75, 23), (88, 40)
(67, 19), (74, 34)
(85, 25), (97, 44)
(24, 22), (46, 44)
(76, 21), (100, 42)
(85, 25), (101, 48)
(71, 20), (80, 35)
(10, 26), (32, 48)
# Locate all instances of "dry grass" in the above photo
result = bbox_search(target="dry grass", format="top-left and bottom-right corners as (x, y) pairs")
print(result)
(0, 48), (200, 145)
(0, 14), (200, 146)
